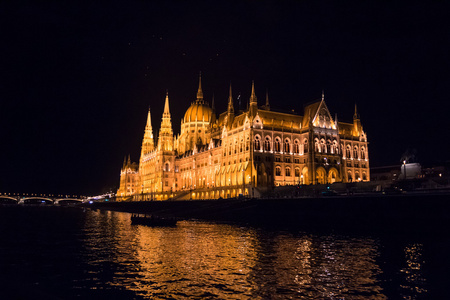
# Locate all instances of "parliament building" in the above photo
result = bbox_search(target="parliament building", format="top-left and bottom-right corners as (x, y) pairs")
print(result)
(117, 75), (369, 201)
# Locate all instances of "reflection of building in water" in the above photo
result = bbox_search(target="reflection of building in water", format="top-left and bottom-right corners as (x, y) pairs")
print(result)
(117, 75), (370, 200)
(249, 234), (385, 299)
(400, 243), (427, 297)
(130, 223), (259, 298)
(97, 217), (387, 298)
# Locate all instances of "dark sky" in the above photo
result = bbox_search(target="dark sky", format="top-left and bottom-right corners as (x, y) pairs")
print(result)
(1, 1), (449, 196)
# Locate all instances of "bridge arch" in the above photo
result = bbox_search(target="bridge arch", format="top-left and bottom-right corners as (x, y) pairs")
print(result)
(19, 197), (54, 205)
(0, 196), (18, 204)
(54, 198), (83, 205)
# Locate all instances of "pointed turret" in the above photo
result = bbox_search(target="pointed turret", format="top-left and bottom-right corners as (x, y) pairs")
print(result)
(127, 154), (131, 166)
(250, 80), (257, 104)
(141, 107), (155, 156)
(264, 89), (270, 110)
(196, 72), (204, 103)
(226, 83), (235, 126)
(158, 91), (174, 151)
(353, 103), (360, 120)
(322, 90), (325, 102)
(227, 83), (234, 114)
(353, 103), (362, 136)
(249, 80), (258, 116)
(163, 91), (170, 117)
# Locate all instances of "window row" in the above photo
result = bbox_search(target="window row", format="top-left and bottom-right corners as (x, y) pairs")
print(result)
(254, 136), (309, 154)
(344, 145), (367, 160)
(223, 137), (250, 156)
(275, 166), (302, 177)
(313, 138), (339, 154)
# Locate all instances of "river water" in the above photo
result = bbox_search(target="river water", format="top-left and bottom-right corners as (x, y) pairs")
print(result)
(0, 206), (447, 299)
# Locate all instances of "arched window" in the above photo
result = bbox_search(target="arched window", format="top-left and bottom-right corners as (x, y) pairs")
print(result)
(235, 140), (238, 154)
(164, 163), (170, 172)
(361, 147), (366, 159)
(246, 136), (250, 151)
(348, 171), (353, 182)
(346, 145), (351, 158)
(304, 139), (308, 153)
(284, 139), (290, 153)
(362, 173), (367, 181)
(264, 137), (271, 151)
(254, 136), (261, 151)
(274, 138), (281, 152)
(240, 139), (243, 152)
(295, 168), (300, 177)
(326, 140), (331, 154)
(353, 146), (359, 159)
(275, 166), (281, 176)
(285, 167), (291, 177)
(294, 140), (300, 154)
(320, 139), (326, 153)
(315, 138), (320, 152)
(332, 140), (338, 154)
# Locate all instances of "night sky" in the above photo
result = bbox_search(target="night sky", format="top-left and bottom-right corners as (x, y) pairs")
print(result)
(1, 1), (449, 196)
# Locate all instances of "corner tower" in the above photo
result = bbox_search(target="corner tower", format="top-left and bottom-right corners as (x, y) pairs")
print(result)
(249, 81), (258, 117)
(157, 92), (174, 151)
(141, 107), (154, 156)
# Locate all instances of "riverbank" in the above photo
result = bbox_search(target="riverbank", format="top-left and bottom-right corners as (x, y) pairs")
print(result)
(88, 193), (450, 232)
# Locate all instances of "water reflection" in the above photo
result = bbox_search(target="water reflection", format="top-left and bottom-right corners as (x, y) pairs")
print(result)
(129, 222), (259, 298)
(78, 211), (392, 299)
(0, 208), (436, 299)
(400, 243), (427, 297)
(248, 233), (385, 299)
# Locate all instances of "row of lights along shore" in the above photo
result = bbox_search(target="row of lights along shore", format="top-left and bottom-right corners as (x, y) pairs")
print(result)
(0, 193), (82, 198)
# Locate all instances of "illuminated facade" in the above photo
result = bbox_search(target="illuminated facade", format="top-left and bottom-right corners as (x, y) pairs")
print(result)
(117, 75), (369, 200)
(117, 156), (139, 197)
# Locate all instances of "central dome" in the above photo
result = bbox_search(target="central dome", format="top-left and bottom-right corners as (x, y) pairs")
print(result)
(184, 102), (213, 123)
(183, 73), (213, 123)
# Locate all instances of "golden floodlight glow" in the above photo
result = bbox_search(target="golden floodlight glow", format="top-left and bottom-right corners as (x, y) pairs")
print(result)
(117, 78), (370, 201)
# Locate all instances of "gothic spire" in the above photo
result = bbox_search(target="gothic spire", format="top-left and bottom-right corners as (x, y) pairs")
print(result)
(163, 90), (170, 117)
(141, 106), (155, 155)
(158, 91), (173, 151)
(322, 90), (325, 101)
(353, 103), (359, 120)
(249, 80), (258, 116)
(249, 80), (257, 104)
(146, 106), (153, 129)
(196, 72), (203, 102)
(227, 82), (234, 114)
(353, 103), (361, 137)
(265, 88), (270, 110)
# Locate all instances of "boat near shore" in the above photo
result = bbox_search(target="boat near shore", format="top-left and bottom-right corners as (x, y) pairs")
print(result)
(130, 214), (177, 227)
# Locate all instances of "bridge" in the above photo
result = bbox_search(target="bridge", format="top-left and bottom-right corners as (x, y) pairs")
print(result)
(0, 195), (85, 205)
